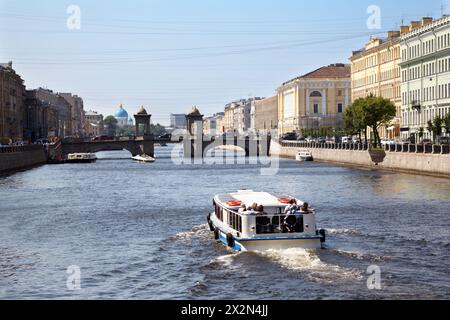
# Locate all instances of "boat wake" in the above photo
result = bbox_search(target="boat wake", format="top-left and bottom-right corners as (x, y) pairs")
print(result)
(257, 248), (363, 283)
(331, 249), (388, 262)
(170, 224), (211, 242)
(206, 253), (242, 271)
(325, 228), (361, 236)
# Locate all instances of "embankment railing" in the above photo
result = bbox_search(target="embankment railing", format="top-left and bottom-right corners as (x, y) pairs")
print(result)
(279, 141), (450, 155)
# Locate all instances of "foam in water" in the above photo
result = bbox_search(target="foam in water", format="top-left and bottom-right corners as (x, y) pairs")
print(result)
(333, 249), (387, 262)
(207, 253), (241, 270)
(326, 228), (361, 236)
(257, 248), (363, 283)
(171, 224), (210, 242)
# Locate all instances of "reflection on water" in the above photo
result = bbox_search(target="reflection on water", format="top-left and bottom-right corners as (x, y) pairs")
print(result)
(0, 147), (449, 299)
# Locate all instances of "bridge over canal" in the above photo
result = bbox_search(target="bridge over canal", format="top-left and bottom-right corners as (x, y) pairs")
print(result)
(50, 106), (270, 160)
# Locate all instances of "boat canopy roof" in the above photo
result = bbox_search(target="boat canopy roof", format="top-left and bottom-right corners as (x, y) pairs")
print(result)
(216, 190), (301, 208)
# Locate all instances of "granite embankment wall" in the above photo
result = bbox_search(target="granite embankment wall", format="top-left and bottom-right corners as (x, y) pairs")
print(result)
(0, 145), (47, 175)
(270, 141), (450, 177)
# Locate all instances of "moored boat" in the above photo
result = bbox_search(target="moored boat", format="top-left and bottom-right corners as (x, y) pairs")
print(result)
(131, 155), (156, 163)
(66, 153), (97, 163)
(296, 149), (313, 162)
(207, 190), (326, 252)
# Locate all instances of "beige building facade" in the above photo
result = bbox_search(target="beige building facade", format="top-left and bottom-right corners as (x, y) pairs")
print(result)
(400, 16), (450, 140)
(85, 110), (104, 137)
(350, 30), (403, 140)
(0, 62), (26, 143)
(277, 64), (351, 136)
(253, 95), (278, 134)
(60, 93), (85, 137)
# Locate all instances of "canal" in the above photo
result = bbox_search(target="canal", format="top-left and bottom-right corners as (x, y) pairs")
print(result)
(0, 146), (449, 299)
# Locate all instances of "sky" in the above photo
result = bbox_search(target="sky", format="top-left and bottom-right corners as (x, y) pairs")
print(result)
(0, 0), (447, 125)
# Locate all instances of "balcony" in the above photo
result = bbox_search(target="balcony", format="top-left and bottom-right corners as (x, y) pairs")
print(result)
(411, 100), (421, 111)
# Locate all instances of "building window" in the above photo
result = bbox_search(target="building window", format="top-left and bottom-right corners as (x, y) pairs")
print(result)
(313, 104), (319, 114)
(338, 103), (343, 113)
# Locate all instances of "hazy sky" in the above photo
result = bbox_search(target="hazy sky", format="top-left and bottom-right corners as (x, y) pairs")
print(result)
(0, 0), (446, 125)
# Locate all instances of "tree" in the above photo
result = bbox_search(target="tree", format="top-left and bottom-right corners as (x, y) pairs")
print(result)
(151, 124), (167, 137)
(418, 127), (424, 141)
(427, 116), (443, 143)
(444, 113), (450, 135)
(433, 116), (443, 141)
(104, 116), (118, 137)
(343, 98), (367, 142)
(360, 95), (396, 148)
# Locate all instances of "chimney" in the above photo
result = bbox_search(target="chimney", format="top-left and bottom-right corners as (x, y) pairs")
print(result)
(400, 26), (410, 34)
(410, 21), (421, 31)
(387, 31), (401, 38)
(422, 17), (433, 26)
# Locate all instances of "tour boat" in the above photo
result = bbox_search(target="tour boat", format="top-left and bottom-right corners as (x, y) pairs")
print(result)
(131, 155), (156, 163)
(207, 190), (326, 252)
(296, 149), (313, 162)
(66, 153), (97, 163)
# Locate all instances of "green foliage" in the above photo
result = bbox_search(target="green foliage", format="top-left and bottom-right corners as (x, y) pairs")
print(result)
(418, 127), (424, 139)
(104, 115), (118, 136)
(115, 124), (167, 137)
(427, 116), (443, 143)
(444, 114), (450, 134)
(343, 94), (396, 147)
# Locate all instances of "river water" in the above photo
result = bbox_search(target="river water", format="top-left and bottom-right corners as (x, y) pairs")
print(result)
(0, 146), (449, 299)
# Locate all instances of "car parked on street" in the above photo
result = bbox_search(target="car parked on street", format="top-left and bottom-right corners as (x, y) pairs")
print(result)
(420, 139), (432, 145)
(380, 139), (395, 146)
(281, 132), (297, 141)
(438, 136), (450, 145)
(341, 137), (352, 144)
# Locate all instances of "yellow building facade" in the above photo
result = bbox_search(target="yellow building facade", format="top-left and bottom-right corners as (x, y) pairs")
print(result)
(350, 30), (403, 140)
(277, 64), (351, 136)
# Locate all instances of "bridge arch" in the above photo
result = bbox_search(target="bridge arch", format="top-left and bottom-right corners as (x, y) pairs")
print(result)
(61, 140), (152, 157)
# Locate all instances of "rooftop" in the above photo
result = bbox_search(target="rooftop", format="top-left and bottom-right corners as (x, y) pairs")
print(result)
(188, 105), (202, 116)
(136, 105), (148, 115)
(282, 63), (350, 86)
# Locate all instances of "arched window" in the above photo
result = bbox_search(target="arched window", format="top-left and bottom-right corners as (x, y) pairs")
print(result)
(310, 91), (322, 98)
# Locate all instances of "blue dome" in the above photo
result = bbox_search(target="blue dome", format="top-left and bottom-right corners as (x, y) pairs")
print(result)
(114, 105), (129, 118)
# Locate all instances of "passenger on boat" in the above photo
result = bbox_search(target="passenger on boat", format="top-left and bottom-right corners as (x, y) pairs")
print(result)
(256, 205), (266, 216)
(238, 204), (247, 214)
(248, 202), (258, 211)
(300, 202), (313, 214)
(284, 199), (299, 215)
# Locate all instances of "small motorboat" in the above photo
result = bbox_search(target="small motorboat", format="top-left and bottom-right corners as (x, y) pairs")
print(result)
(66, 153), (97, 163)
(131, 155), (156, 163)
(207, 190), (326, 252)
(296, 149), (313, 162)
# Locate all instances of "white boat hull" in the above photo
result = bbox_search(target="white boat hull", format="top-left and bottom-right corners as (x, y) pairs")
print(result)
(210, 212), (323, 252)
(296, 156), (313, 162)
(131, 155), (155, 163)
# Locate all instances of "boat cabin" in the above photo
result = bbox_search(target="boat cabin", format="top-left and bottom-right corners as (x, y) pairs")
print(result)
(212, 190), (318, 239)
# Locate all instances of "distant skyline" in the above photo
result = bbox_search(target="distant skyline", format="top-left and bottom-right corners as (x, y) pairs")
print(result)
(0, 0), (447, 125)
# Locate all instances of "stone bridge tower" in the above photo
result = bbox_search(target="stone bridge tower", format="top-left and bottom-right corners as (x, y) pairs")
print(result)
(134, 106), (154, 156)
(134, 106), (152, 136)
(186, 106), (204, 136)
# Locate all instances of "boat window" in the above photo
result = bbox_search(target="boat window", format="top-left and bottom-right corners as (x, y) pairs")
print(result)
(227, 210), (242, 233)
(256, 214), (305, 234)
(217, 206), (223, 222)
